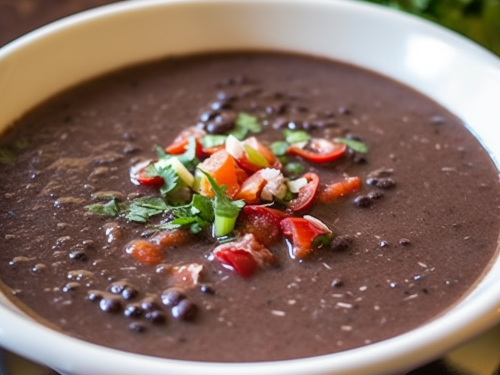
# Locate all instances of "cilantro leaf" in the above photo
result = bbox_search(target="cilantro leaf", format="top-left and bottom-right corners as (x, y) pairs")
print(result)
(146, 164), (179, 197)
(230, 112), (262, 140)
(271, 141), (289, 156)
(335, 138), (369, 154)
(177, 137), (200, 171)
(201, 135), (227, 148)
(283, 129), (311, 144)
(125, 197), (170, 223)
(86, 199), (121, 217)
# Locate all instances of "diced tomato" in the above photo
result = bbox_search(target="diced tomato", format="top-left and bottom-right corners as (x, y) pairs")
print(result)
(280, 217), (332, 259)
(234, 170), (268, 204)
(213, 234), (276, 277)
(318, 176), (362, 204)
(125, 240), (163, 265)
(130, 160), (164, 187)
(150, 229), (192, 247)
(236, 205), (287, 246)
(165, 127), (205, 157)
(170, 263), (204, 288)
(197, 150), (241, 198)
(235, 166), (250, 185)
(244, 137), (283, 170)
(287, 138), (346, 164)
(214, 249), (258, 278)
(202, 144), (225, 156)
(287, 172), (320, 212)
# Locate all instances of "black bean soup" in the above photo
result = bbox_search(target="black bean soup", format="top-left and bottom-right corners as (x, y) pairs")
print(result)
(0, 53), (499, 362)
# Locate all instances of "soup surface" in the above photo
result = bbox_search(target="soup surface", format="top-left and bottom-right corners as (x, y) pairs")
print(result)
(0, 53), (499, 362)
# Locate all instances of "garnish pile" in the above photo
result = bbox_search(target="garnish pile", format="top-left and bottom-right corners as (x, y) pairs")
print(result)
(87, 111), (367, 278)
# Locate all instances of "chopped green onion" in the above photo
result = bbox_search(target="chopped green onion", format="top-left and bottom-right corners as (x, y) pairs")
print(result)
(214, 216), (238, 238)
(283, 129), (311, 144)
(201, 135), (227, 148)
(271, 141), (289, 156)
(335, 138), (368, 154)
(284, 162), (305, 176)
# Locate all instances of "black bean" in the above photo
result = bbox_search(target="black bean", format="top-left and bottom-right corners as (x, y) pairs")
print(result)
(380, 241), (390, 248)
(367, 191), (384, 200)
(345, 133), (362, 141)
(108, 280), (127, 294)
(140, 296), (161, 311)
(220, 77), (234, 86)
(353, 196), (373, 208)
(338, 106), (351, 115)
(124, 303), (143, 318)
(87, 290), (104, 302)
(286, 121), (302, 130)
(352, 154), (367, 164)
(99, 297), (122, 313)
(210, 101), (232, 111)
(145, 310), (167, 325)
(69, 250), (88, 261)
(217, 92), (237, 102)
(129, 322), (146, 333)
(376, 178), (396, 189)
(171, 299), (197, 321)
(122, 286), (139, 300)
(313, 119), (337, 128)
(161, 287), (187, 307)
(273, 117), (288, 129)
(366, 177), (378, 186)
(331, 235), (354, 252)
(331, 279), (344, 288)
(82, 240), (95, 249)
(200, 284), (215, 294)
(199, 110), (218, 122)
(206, 113), (236, 134)
(399, 238), (411, 246)
(62, 282), (80, 292)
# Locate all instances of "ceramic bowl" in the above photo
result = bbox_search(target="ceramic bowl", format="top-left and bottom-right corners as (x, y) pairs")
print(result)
(1, 1), (500, 374)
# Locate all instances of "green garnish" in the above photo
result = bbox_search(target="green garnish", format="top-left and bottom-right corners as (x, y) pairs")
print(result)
(86, 199), (121, 217)
(270, 141), (289, 156)
(198, 169), (245, 237)
(283, 129), (311, 144)
(230, 112), (262, 140)
(125, 197), (170, 223)
(244, 144), (269, 168)
(201, 135), (227, 148)
(335, 138), (369, 154)
(176, 137), (200, 171)
(284, 162), (305, 176)
(146, 164), (179, 197)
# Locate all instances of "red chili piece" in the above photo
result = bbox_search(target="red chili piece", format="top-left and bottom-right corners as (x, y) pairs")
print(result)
(130, 162), (164, 187)
(236, 205), (288, 246)
(214, 249), (258, 278)
(280, 217), (332, 259)
(287, 138), (346, 164)
(287, 172), (320, 212)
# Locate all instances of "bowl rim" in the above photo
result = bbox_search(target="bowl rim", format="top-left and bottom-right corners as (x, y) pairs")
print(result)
(1, 1), (500, 375)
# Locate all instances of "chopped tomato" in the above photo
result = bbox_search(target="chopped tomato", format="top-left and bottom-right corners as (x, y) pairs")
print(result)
(234, 170), (268, 204)
(245, 137), (282, 170)
(318, 176), (362, 204)
(150, 229), (192, 247)
(214, 249), (258, 278)
(235, 165), (249, 185)
(213, 234), (276, 277)
(287, 172), (320, 212)
(280, 217), (332, 259)
(236, 205), (287, 246)
(287, 138), (346, 164)
(202, 144), (225, 156)
(130, 160), (164, 187)
(165, 127), (205, 157)
(197, 150), (240, 198)
(170, 263), (204, 288)
(125, 240), (163, 265)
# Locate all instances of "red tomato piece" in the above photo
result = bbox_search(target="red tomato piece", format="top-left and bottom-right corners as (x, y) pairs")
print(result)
(130, 160), (164, 187)
(318, 176), (362, 204)
(287, 172), (320, 212)
(234, 170), (268, 204)
(150, 229), (192, 248)
(214, 249), (258, 278)
(280, 217), (332, 259)
(165, 126), (205, 157)
(125, 240), (163, 265)
(287, 138), (346, 164)
(236, 205), (287, 246)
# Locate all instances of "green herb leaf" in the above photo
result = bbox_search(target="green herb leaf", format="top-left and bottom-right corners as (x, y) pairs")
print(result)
(198, 169), (245, 236)
(125, 196), (170, 222)
(86, 199), (121, 217)
(201, 135), (227, 148)
(284, 162), (305, 176)
(230, 112), (262, 140)
(335, 138), (369, 154)
(155, 145), (169, 160)
(283, 129), (311, 144)
(155, 194), (214, 233)
(271, 141), (289, 156)
(147, 164), (179, 197)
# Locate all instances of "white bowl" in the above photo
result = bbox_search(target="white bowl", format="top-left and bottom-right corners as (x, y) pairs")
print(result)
(1, 1), (500, 374)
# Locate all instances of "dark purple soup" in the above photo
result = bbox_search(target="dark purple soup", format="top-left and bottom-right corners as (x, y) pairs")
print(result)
(0, 53), (499, 362)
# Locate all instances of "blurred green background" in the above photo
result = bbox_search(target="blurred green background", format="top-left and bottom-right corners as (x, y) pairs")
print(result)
(366, 0), (500, 55)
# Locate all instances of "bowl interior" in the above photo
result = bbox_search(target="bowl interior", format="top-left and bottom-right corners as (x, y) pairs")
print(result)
(1, 1), (500, 375)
